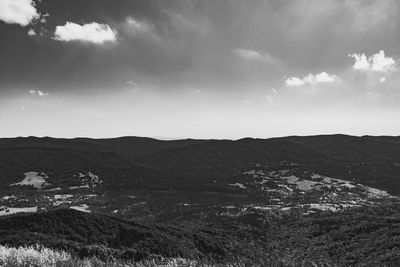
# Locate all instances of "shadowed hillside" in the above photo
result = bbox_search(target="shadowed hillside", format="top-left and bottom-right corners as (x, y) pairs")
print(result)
(1, 134), (399, 195)
(1, 135), (400, 265)
(1, 206), (400, 266)
(0, 134), (400, 221)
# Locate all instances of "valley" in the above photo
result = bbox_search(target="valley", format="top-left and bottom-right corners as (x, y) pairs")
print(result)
(0, 135), (400, 265)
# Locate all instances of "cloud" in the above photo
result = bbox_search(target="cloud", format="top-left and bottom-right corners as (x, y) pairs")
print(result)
(54, 22), (117, 44)
(344, 0), (399, 33)
(126, 80), (138, 88)
(121, 17), (160, 43)
(0, 0), (40, 26)
(349, 50), (396, 72)
(234, 49), (263, 60)
(285, 72), (339, 86)
(29, 90), (49, 97)
(124, 17), (150, 34)
(27, 29), (36, 36)
(233, 49), (275, 62)
(40, 12), (49, 24)
(166, 11), (210, 37)
(233, 49), (282, 73)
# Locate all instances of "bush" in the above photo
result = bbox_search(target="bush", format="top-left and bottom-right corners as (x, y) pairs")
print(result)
(0, 244), (200, 267)
(0, 244), (72, 267)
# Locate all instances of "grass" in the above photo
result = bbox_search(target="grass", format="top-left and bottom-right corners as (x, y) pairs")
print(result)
(0, 244), (326, 267)
(0, 244), (72, 267)
(0, 245), (200, 267)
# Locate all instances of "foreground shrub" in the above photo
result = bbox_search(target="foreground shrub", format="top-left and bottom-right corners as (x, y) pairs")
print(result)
(0, 244), (72, 267)
(0, 244), (200, 267)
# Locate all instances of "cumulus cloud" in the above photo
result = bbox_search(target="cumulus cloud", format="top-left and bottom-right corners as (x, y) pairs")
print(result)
(29, 90), (48, 97)
(54, 22), (117, 44)
(0, 0), (40, 26)
(349, 50), (396, 72)
(285, 72), (339, 86)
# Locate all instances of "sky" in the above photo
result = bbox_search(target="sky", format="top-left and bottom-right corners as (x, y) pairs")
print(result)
(0, 0), (400, 139)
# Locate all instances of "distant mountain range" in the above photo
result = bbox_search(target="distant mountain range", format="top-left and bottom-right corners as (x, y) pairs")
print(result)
(1, 134), (400, 190)
(0, 134), (399, 221)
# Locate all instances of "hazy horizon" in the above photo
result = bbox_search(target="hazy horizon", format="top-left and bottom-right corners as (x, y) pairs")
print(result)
(1, 0), (400, 139)
(1, 132), (399, 142)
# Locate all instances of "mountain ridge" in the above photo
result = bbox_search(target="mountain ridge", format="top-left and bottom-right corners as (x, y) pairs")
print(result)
(1, 134), (400, 223)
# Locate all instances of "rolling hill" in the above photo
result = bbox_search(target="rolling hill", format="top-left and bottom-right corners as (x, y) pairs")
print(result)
(1, 134), (400, 265)
(0, 134), (399, 222)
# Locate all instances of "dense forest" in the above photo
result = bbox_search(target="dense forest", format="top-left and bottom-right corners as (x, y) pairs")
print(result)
(1, 204), (400, 266)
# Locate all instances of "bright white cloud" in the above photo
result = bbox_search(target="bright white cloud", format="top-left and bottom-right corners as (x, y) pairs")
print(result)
(285, 77), (304, 86)
(0, 0), (39, 26)
(349, 50), (396, 72)
(54, 22), (117, 44)
(349, 53), (369, 70)
(371, 51), (396, 72)
(285, 72), (339, 86)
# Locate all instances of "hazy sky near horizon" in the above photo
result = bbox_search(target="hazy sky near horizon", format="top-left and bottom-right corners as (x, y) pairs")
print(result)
(1, 0), (400, 139)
